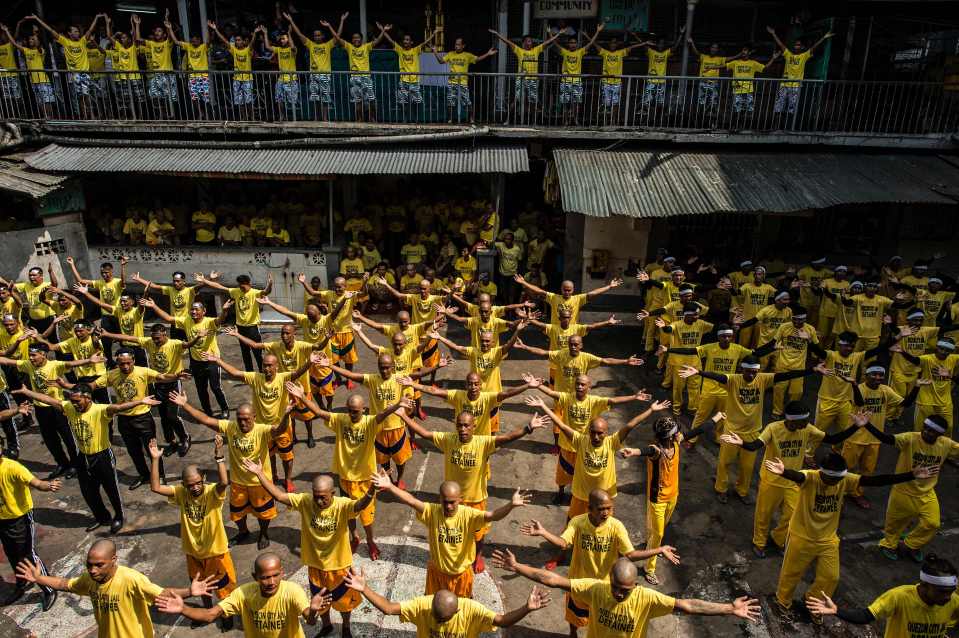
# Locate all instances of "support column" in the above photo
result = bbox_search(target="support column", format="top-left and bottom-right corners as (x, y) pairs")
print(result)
(679, 0), (697, 77)
(198, 0), (209, 43)
(177, 0), (190, 39)
(496, 0), (508, 116)
(359, 0), (368, 41)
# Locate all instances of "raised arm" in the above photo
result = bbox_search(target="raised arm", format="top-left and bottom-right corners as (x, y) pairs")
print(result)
(11, 387), (64, 411)
(808, 30), (834, 55)
(351, 310), (388, 332)
(370, 23), (390, 47)
(26, 14), (61, 39)
(525, 395), (575, 440)
(222, 325), (267, 351)
(82, 14), (100, 40)
(283, 12), (310, 47)
(475, 46), (498, 62)
(148, 440), (176, 497)
(512, 274), (547, 298)
(765, 25), (787, 51)
(64, 256), (93, 286)
(495, 375), (543, 403)
(242, 458), (292, 506)
(203, 353), (245, 380)
(487, 28), (513, 48)
(429, 330), (468, 356)
(0, 25), (26, 52)
(617, 401), (670, 442)
(375, 22), (397, 47)
(494, 412), (549, 447)
(491, 548), (571, 591)
(138, 296), (175, 323)
(169, 390), (221, 432)
(344, 568), (401, 616)
(486, 488), (532, 522)
(583, 23), (604, 50)
(396, 410), (435, 441)
(686, 36), (701, 57)
(587, 278), (624, 299)
(396, 375), (447, 399)
(73, 284), (114, 313)
(351, 325), (381, 354)
(371, 467), (425, 513)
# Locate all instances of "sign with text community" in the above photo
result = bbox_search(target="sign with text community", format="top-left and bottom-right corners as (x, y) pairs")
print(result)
(533, 0), (599, 19)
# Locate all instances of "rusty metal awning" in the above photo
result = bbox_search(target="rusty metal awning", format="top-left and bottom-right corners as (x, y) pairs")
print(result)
(25, 143), (530, 176)
(553, 149), (959, 218)
(0, 153), (70, 198)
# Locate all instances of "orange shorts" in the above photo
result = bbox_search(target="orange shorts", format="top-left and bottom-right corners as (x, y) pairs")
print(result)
(464, 500), (490, 541)
(310, 366), (335, 397)
(340, 479), (374, 527)
(555, 449), (576, 487)
(269, 422), (294, 462)
(567, 495), (588, 520)
(308, 567), (362, 612)
(421, 339), (440, 369)
(425, 561), (474, 597)
(229, 483), (278, 521)
(186, 553), (237, 597)
(489, 406), (500, 434)
(291, 376), (315, 421)
(331, 332), (358, 365)
(565, 592), (590, 627)
(375, 427), (412, 466)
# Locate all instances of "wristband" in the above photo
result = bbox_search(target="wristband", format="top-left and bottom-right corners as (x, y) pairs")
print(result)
(524, 424), (532, 434)
(214, 457), (225, 463)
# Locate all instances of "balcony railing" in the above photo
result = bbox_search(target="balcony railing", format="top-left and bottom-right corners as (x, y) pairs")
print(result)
(2, 69), (956, 136)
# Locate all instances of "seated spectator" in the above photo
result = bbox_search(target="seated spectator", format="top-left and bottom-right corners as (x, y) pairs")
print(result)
(266, 217), (290, 246)
(238, 214), (254, 246)
(146, 210), (176, 246)
(526, 229), (554, 270)
(345, 209), (373, 246)
(454, 245), (477, 283)
(250, 211), (271, 245)
(474, 271), (497, 300)
(123, 210), (146, 244)
(339, 245), (366, 290)
(361, 236), (383, 271)
(366, 261), (396, 312)
(192, 203), (216, 244)
(399, 263), (423, 293)
(109, 215), (125, 244)
(400, 233), (428, 267)
(218, 216), (243, 246)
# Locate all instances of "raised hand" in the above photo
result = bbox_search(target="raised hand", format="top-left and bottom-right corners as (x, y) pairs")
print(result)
(148, 438), (163, 459)
(490, 548), (518, 571)
(519, 519), (544, 537)
(526, 586), (551, 610)
(731, 596), (762, 623)
(609, 277), (623, 288)
(529, 413), (550, 431)
(371, 467), (393, 491)
(155, 591), (184, 614)
(524, 394), (547, 410)
(169, 390), (188, 406)
(650, 400), (671, 411)
(343, 567), (366, 592)
(284, 381), (305, 400)
(764, 457), (785, 475)
(635, 388), (652, 401)
(635, 271), (649, 282)
(511, 488), (532, 507)
(310, 588), (333, 613)
(636, 310), (650, 321)
(189, 574), (219, 598)
(240, 458), (264, 476)
(15, 560), (43, 583)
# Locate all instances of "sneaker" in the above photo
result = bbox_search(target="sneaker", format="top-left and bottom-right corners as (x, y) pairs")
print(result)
(906, 547), (924, 563)
(162, 444), (178, 457)
(40, 588), (57, 612)
(644, 571), (660, 585)
(752, 544), (766, 559)
(851, 495), (871, 510)
(128, 478), (146, 491)
(773, 599), (795, 624)
(716, 491), (728, 504)
(178, 437), (192, 457)
(46, 465), (68, 481)
(880, 546), (899, 561)
(737, 492), (753, 505)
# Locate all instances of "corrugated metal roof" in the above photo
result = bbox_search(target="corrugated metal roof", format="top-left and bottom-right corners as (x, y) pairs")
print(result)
(25, 143), (529, 176)
(0, 155), (70, 198)
(554, 150), (959, 218)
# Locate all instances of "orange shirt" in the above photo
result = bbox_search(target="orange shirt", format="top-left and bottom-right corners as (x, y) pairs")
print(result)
(646, 442), (680, 504)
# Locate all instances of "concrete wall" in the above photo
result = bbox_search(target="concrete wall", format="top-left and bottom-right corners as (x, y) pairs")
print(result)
(0, 222), (89, 286)
(87, 246), (329, 313)
(580, 216), (651, 296)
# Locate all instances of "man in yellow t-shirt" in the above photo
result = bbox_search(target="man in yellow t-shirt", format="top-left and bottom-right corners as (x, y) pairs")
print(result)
(149, 437), (236, 627)
(327, 24), (389, 122)
(519, 333), (643, 397)
(688, 38), (739, 112)
(375, 471), (531, 597)
(11, 265), (57, 332)
(515, 275), (623, 325)
(809, 558), (959, 638)
(768, 453), (930, 619)
(19, 538), (206, 638)
(593, 36), (643, 116)
(156, 552), (327, 634)
(768, 308), (818, 417)
(433, 38), (497, 121)
(639, 32), (684, 109)
(380, 26), (438, 113)
(135, 17), (177, 116)
(768, 25), (834, 116)
(345, 567), (550, 635)
(263, 29), (299, 116)
(494, 551), (761, 632)
(287, 12), (344, 119)
(191, 207), (216, 244)
(489, 29), (561, 110)
(245, 457), (376, 636)
(166, 20), (211, 107)
(519, 489), (679, 630)
(725, 48), (779, 115)
(0, 438), (60, 609)
(552, 25), (603, 124)
(209, 22), (259, 116)
(29, 14), (99, 117)
(200, 273), (273, 373)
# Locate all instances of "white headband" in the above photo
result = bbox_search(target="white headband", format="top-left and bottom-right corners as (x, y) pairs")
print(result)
(774, 291), (790, 301)
(837, 338), (854, 346)
(717, 329), (734, 336)
(851, 281), (864, 288)
(740, 260), (752, 268)
(811, 258), (826, 265)
(937, 340), (956, 351)
(754, 266), (766, 273)
(923, 418), (947, 434)
(785, 411), (810, 421)
(835, 265), (848, 272)
(683, 309), (698, 316)
(820, 468), (848, 478)
(793, 313), (807, 320)
(891, 256), (902, 261)
(929, 277), (943, 285)
(915, 265), (928, 271)
(866, 365), (886, 374)
(907, 310), (925, 319)
(919, 571), (958, 588)
(741, 362), (761, 370)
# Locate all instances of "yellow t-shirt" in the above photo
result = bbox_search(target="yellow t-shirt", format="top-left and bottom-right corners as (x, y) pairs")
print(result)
(817, 350), (864, 405)
(556, 392), (609, 453)
(400, 272), (424, 293)
(819, 278), (850, 319)
(561, 514), (634, 580)
(723, 373), (775, 435)
(0, 42), (16, 78)
(755, 304), (792, 346)
(726, 59), (765, 93)
(571, 431), (624, 501)
(159, 285), (196, 322)
(113, 43), (141, 80)
(560, 47), (587, 80)
(394, 44), (422, 82)
(14, 281), (53, 320)
(738, 283), (776, 319)
(22, 47), (50, 84)
(402, 293), (444, 324)
(667, 319), (714, 356)
(182, 43), (209, 74)
(890, 326), (938, 380)
(454, 256), (478, 282)
(17, 359), (68, 404)
(889, 432), (959, 497)
(174, 315), (219, 361)
(265, 341), (312, 380)
(569, 578), (675, 638)
(759, 421), (826, 489)
(850, 383), (903, 444)
(0, 459), (34, 520)
(217, 419), (273, 486)
(229, 287), (263, 326)
(399, 595), (495, 638)
(444, 390), (498, 436)
(319, 291), (359, 333)
(696, 342), (750, 397)
(868, 584), (959, 638)
(92, 278), (123, 307)
(94, 367), (159, 416)
(773, 322), (818, 371)
(230, 44), (253, 81)
(495, 242), (524, 277)
(797, 266), (830, 308)
(417, 503), (487, 575)
(217, 581), (309, 638)
(362, 373), (405, 431)
(57, 34), (89, 71)
(781, 49), (812, 87)
(62, 402), (112, 456)
(144, 39), (173, 71)
(243, 371), (292, 425)
(192, 210), (216, 243)
(400, 243), (428, 265)
(59, 335), (106, 379)
(433, 433), (496, 502)
(698, 54), (727, 78)
(546, 292), (587, 324)
(510, 43), (545, 75)
(136, 337), (186, 375)
(273, 45), (297, 81)
(344, 42), (373, 74)
(598, 48), (626, 84)
(466, 316), (509, 348)
(548, 350), (602, 395)
(917, 354), (959, 406)
(464, 345), (507, 393)
(288, 493), (357, 570)
(113, 304), (144, 337)
(545, 322), (588, 352)
(67, 566), (163, 638)
(325, 414), (379, 481)
(646, 49), (671, 83)
(307, 40), (334, 73)
(850, 293), (893, 339)
(169, 483), (228, 559)
(443, 51), (478, 85)
(788, 470), (861, 542)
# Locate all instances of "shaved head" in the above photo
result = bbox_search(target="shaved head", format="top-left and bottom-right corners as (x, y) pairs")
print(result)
(89, 539), (116, 559)
(254, 552), (282, 575)
(439, 481), (461, 499)
(181, 464), (202, 481)
(313, 475), (335, 491)
(431, 589), (459, 621)
(611, 558), (638, 586)
(347, 394), (365, 410)
(588, 489), (611, 508)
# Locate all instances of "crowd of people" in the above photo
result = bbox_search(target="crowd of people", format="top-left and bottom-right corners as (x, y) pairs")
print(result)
(0, 243), (956, 638)
(0, 8), (832, 125)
